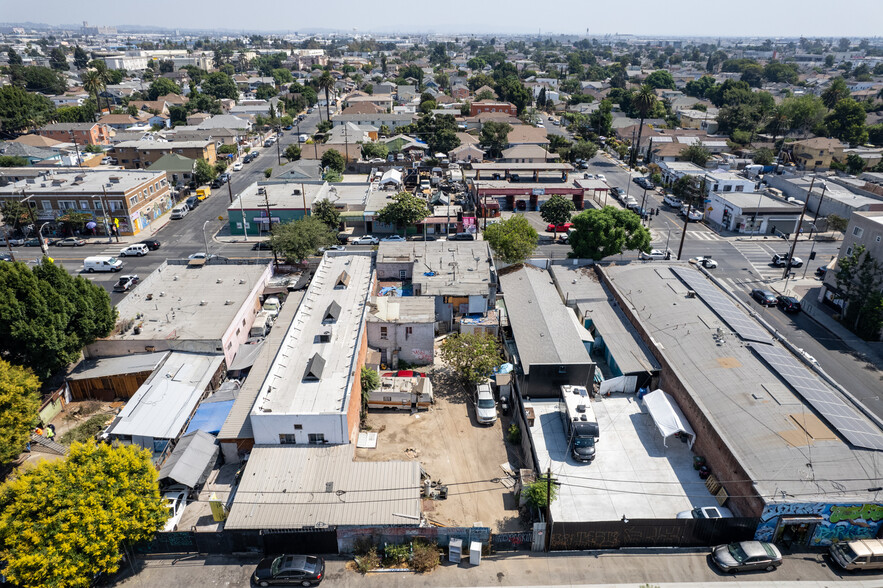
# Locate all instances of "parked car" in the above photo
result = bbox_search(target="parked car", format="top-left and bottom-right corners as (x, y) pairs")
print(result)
(751, 289), (777, 306)
(639, 249), (672, 261)
(55, 237), (86, 247)
(595, 173), (606, 181)
(547, 222), (573, 232)
(101, 156), (112, 164)
(112, 274), (140, 292)
(474, 381), (497, 425)
(772, 253), (803, 268)
(0, 252), (12, 262)
(776, 295), (801, 313)
(380, 235), (406, 242)
(2, 236), (25, 246)
(677, 506), (733, 519)
(139, 239), (161, 251)
(815, 266), (827, 279)
(186, 196), (199, 210)
(252, 554), (325, 587)
(410, 235), (437, 241)
(210, 178), (223, 188)
(448, 233), (475, 241)
(634, 177), (654, 189)
(232, 162), (243, 171)
(188, 252), (218, 260)
(711, 541), (782, 573)
(252, 242), (273, 251)
(350, 235), (379, 245)
(161, 489), (188, 532)
(23, 237), (46, 247)
(692, 256), (718, 269)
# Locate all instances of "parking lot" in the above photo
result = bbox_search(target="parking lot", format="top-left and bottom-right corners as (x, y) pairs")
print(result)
(355, 361), (524, 532)
(528, 394), (720, 523)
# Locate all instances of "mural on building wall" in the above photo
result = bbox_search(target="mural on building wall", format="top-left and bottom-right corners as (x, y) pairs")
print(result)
(755, 502), (883, 546)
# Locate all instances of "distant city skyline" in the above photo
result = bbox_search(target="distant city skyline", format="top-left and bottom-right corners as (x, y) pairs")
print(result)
(4, 0), (883, 38)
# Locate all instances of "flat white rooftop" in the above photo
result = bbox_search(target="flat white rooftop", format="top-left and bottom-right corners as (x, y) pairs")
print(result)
(252, 252), (373, 416)
(528, 397), (719, 523)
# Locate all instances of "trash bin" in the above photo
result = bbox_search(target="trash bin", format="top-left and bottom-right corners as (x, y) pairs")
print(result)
(693, 456), (706, 470)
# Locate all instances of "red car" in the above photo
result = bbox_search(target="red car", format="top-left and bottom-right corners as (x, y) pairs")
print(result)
(382, 370), (427, 378)
(547, 223), (573, 232)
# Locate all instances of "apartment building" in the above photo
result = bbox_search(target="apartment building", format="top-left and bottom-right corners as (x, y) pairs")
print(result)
(113, 140), (217, 169)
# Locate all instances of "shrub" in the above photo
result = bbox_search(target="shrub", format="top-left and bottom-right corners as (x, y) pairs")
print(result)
(355, 547), (380, 574)
(383, 542), (410, 566)
(410, 541), (441, 573)
(507, 423), (521, 445)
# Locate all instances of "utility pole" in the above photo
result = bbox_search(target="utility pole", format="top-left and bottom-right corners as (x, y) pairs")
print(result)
(546, 466), (552, 516)
(227, 176), (234, 204)
(783, 176), (814, 280)
(676, 177), (704, 260)
(263, 188), (279, 266)
(275, 127), (282, 166)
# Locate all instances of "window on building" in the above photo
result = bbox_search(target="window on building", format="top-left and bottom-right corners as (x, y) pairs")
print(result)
(846, 246), (853, 256)
(558, 365), (567, 374)
(853, 226), (864, 238)
(815, 160), (823, 166)
(93, 200), (103, 210)
(110, 200), (123, 211)
(380, 326), (388, 340)
(723, 185), (732, 192)
(279, 434), (297, 444)
(79, 200), (89, 209)
(405, 326), (413, 339)
(294, 424), (303, 430)
(41, 200), (53, 210)
(308, 433), (326, 445)
(735, 185), (744, 192)
(149, 185), (154, 194)
(154, 182), (159, 191)
(399, 270), (407, 279)
(59, 200), (76, 210)
(129, 195), (138, 206)
(142, 189), (148, 198)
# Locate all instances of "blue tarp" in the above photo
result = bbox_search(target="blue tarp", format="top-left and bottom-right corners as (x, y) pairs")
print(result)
(185, 400), (235, 435)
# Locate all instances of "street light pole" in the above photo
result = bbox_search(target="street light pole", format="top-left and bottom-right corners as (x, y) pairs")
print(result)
(202, 220), (210, 259)
(783, 175), (815, 280)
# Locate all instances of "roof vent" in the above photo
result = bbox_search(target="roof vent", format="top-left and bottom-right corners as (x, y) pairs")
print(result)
(216, 278), (222, 284)
(159, 291), (165, 297)
(200, 300), (207, 306)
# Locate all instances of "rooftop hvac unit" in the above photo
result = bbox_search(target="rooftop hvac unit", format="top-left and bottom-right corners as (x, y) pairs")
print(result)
(576, 404), (586, 413)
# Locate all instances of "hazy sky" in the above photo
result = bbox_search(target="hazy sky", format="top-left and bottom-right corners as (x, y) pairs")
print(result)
(7, 0), (883, 38)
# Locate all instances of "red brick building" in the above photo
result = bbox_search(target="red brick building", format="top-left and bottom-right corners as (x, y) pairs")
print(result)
(37, 122), (112, 146)
(470, 101), (517, 117)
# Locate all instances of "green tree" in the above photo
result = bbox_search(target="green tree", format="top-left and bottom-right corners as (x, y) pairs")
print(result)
(478, 121), (512, 158)
(825, 54), (835, 68)
(439, 332), (502, 384)
(72, 45), (89, 70)
(0, 200), (33, 228)
(321, 149), (345, 173)
(845, 153), (866, 175)
(484, 216), (539, 264)
(193, 158), (217, 185)
(540, 194), (576, 238)
(255, 84), (277, 100)
(317, 70), (335, 122)
(0, 261), (116, 379)
(826, 214), (848, 235)
(376, 191), (430, 230)
(283, 144), (301, 161)
(867, 124), (883, 147)
(0, 441), (167, 588)
(146, 77), (181, 101)
(679, 144), (711, 167)
(835, 245), (883, 337)
(644, 70), (675, 90)
(825, 98), (868, 146)
(361, 142), (389, 160)
(269, 215), (337, 262)
(271, 67), (293, 86)
(523, 474), (558, 510)
(7, 48), (23, 67)
(821, 78), (850, 109)
(312, 198), (340, 229)
(740, 63), (765, 88)
(0, 156), (29, 167)
(569, 206), (651, 260)
(753, 147), (775, 166)
(201, 72), (239, 100)
(684, 75), (715, 99)
(630, 85), (657, 166)
(10, 65), (67, 95)
(80, 69), (104, 121)
(264, 167), (273, 179)
(413, 113), (460, 155)
(360, 365), (380, 421)
(589, 99), (613, 136)
(780, 94), (826, 138)
(48, 47), (68, 71)
(0, 359), (41, 463)
(569, 141), (598, 162)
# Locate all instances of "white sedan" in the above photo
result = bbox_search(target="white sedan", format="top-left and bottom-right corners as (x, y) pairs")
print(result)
(350, 235), (379, 245)
(232, 162), (243, 171)
(380, 235), (406, 242)
(639, 249), (672, 261)
(692, 256), (718, 269)
(188, 252), (218, 261)
(162, 489), (188, 532)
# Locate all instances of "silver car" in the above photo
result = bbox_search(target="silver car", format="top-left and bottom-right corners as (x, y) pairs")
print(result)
(711, 541), (782, 573)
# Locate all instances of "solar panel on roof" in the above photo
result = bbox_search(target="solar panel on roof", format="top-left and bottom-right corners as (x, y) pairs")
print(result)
(751, 344), (883, 451)
(670, 267), (773, 344)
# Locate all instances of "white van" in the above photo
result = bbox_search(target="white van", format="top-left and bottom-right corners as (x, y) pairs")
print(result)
(298, 134), (308, 143)
(663, 194), (682, 208)
(830, 539), (883, 571)
(84, 256), (123, 273)
(262, 296), (281, 318)
(249, 311), (273, 338)
(170, 205), (189, 219)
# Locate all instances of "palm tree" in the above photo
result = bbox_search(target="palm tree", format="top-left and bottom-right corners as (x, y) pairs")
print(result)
(318, 71), (335, 123)
(630, 84), (657, 167)
(766, 106), (790, 160)
(81, 69), (103, 122)
(90, 60), (112, 116)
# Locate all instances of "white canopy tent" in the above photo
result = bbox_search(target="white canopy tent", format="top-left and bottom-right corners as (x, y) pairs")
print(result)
(379, 168), (403, 186)
(642, 389), (695, 448)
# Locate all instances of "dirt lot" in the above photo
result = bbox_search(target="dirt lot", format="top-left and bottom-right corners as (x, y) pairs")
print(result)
(355, 362), (525, 533)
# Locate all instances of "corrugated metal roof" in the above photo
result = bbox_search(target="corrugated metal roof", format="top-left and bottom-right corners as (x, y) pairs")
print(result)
(158, 430), (219, 488)
(500, 265), (592, 374)
(224, 445), (421, 529)
(217, 291), (304, 441)
(107, 352), (224, 440)
(67, 351), (169, 381)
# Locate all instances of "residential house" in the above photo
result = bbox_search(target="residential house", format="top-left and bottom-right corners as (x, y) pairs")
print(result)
(344, 91), (393, 111)
(366, 296), (435, 367)
(790, 137), (845, 171)
(0, 168), (173, 236)
(332, 112), (413, 131)
(470, 101), (517, 117)
(507, 125), (550, 148)
(37, 122), (112, 146)
(98, 113), (148, 131)
(678, 109), (719, 133)
(500, 144), (556, 163)
(451, 84), (469, 100)
(186, 112), (212, 126)
(396, 85), (418, 102)
(113, 140), (217, 169)
(474, 85), (498, 99)
(146, 152), (197, 187)
(341, 102), (386, 115)
(449, 143), (485, 162)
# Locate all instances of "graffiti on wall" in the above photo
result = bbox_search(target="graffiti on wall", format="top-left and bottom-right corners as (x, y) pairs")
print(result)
(755, 503), (883, 546)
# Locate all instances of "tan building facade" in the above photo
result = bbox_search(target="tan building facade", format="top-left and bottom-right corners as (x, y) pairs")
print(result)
(791, 137), (844, 171)
(113, 140), (217, 169)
